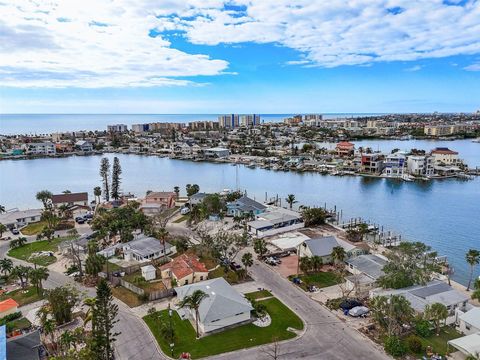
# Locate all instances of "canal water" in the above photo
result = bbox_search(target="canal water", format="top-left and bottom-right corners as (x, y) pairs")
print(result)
(1, 147), (479, 285)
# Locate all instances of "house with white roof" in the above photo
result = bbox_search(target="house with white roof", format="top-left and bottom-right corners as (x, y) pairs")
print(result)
(175, 277), (253, 334)
(0, 209), (42, 230)
(456, 306), (480, 335)
(247, 207), (304, 238)
(299, 235), (365, 263)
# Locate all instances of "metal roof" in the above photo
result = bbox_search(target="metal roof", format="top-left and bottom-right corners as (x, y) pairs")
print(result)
(175, 278), (253, 324)
(459, 307), (480, 330)
(304, 236), (357, 257)
(125, 235), (172, 257)
(346, 254), (387, 280)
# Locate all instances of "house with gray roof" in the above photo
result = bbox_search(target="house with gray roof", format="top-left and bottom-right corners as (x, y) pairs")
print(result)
(226, 195), (266, 218)
(299, 235), (365, 263)
(247, 207), (304, 238)
(175, 277), (253, 334)
(345, 254), (387, 295)
(0, 209), (42, 230)
(122, 234), (176, 262)
(372, 280), (470, 325)
(7, 330), (45, 360)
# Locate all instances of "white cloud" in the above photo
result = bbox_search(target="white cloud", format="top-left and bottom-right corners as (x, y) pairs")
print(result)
(405, 65), (423, 72)
(464, 63), (480, 71)
(1, 0), (479, 88)
(0, 0), (228, 88)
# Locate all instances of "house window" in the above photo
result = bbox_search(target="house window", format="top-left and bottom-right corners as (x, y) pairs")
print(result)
(200, 276), (203, 281)
(185, 279), (188, 284)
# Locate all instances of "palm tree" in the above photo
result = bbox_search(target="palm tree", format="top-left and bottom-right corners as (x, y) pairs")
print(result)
(285, 194), (297, 209)
(178, 290), (209, 338)
(425, 303), (449, 336)
(174, 186), (180, 200)
(299, 257), (312, 273)
(11, 265), (31, 288)
(0, 223), (6, 238)
(466, 249), (480, 291)
(30, 267), (49, 294)
(331, 246), (346, 265)
(36, 190), (53, 209)
(156, 227), (169, 260)
(311, 255), (323, 272)
(94, 186), (102, 204)
(0, 258), (13, 276)
(241, 252), (253, 272)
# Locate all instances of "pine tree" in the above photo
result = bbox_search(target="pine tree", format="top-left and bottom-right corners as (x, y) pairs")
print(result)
(111, 157), (122, 201)
(91, 279), (119, 360)
(99, 158), (111, 202)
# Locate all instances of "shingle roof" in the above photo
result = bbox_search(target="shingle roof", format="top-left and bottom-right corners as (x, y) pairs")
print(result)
(51, 192), (88, 204)
(7, 330), (42, 360)
(175, 278), (252, 323)
(346, 254), (387, 280)
(304, 236), (357, 257)
(125, 235), (172, 257)
(229, 195), (266, 212)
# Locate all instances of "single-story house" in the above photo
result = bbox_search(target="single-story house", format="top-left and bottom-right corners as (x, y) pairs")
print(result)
(447, 332), (480, 359)
(226, 195), (266, 218)
(0, 209), (42, 230)
(0, 298), (19, 317)
(122, 234), (176, 262)
(160, 253), (209, 287)
(345, 254), (387, 294)
(456, 307), (480, 335)
(51, 192), (89, 208)
(299, 235), (364, 263)
(175, 278), (253, 334)
(247, 207), (304, 238)
(204, 147), (230, 158)
(189, 192), (209, 206)
(6, 329), (45, 360)
(371, 280), (470, 325)
(141, 265), (157, 281)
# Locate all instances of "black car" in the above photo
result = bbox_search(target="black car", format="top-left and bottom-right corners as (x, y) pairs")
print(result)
(339, 299), (363, 311)
(76, 218), (85, 224)
(230, 262), (242, 271)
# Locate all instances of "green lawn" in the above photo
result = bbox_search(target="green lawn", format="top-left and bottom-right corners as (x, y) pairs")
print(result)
(8, 317), (32, 331)
(0, 286), (43, 306)
(144, 296), (303, 359)
(173, 215), (189, 223)
(245, 290), (273, 300)
(8, 236), (72, 266)
(20, 221), (47, 235)
(417, 327), (463, 356)
(288, 271), (341, 291)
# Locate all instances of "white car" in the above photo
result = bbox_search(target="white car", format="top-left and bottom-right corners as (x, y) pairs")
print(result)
(180, 207), (190, 215)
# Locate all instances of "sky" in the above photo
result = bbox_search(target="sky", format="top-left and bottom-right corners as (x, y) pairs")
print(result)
(0, 0), (479, 114)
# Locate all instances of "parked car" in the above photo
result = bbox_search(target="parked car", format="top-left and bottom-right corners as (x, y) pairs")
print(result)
(348, 306), (369, 317)
(230, 262), (241, 271)
(339, 299), (363, 311)
(76, 218), (85, 224)
(291, 277), (302, 284)
(11, 228), (19, 235)
(84, 213), (94, 219)
(307, 285), (320, 293)
(180, 207), (190, 215)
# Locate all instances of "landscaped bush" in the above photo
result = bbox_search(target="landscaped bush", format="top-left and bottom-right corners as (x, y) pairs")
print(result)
(406, 335), (423, 353)
(0, 311), (22, 325)
(384, 336), (407, 357)
(325, 298), (343, 310)
(415, 319), (433, 337)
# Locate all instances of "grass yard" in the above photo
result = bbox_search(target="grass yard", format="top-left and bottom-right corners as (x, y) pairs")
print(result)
(111, 286), (144, 308)
(173, 215), (189, 223)
(0, 286), (43, 306)
(20, 221), (47, 235)
(123, 271), (166, 292)
(8, 236), (72, 266)
(245, 290), (273, 300)
(289, 271), (341, 291)
(144, 296), (303, 359)
(8, 317), (32, 331)
(208, 267), (240, 284)
(416, 327), (463, 356)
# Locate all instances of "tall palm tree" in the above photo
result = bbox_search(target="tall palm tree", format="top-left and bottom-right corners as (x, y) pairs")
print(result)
(0, 224), (6, 238)
(331, 246), (346, 265)
(178, 290), (209, 338)
(174, 186), (180, 200)
(466, 249), (480, 291)
(299, 257), (312, 273)
(241, 252), (253, 272)
(30, 267), (49, 294)
(156, 227), (169, 260)
(94, 186), (102, 205)
(0, 258), (13, 276)
(311, 255), (323, 272)
(285, 194), (297, 209)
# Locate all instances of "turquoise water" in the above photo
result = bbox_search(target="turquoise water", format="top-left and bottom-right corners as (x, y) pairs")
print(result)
(1, 152), (479, 285)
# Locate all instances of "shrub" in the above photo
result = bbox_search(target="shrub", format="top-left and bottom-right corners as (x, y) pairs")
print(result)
(0, 311), (22, 325)
(326, 298), (343, 310)
(138, 293), (149, 302)
(406, 335), (423, 353)
(384, 336), (407, 357)
(415, 319), (433, 337)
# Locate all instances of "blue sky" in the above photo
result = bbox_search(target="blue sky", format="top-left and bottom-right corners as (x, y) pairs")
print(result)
(1, 1), (479, 113)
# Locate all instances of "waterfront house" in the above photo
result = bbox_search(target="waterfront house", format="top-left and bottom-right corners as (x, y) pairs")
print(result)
(175, 278), (253, 334)
(382, 152), (406, 178)
(406, 155), (434, 177)
(140, 191), (176, 215)
(247, 207), (304, 238)
(122, 234), (176, 262)
(371, 280), (470, 325)
(51, 192), (89, 209)
(55, 142), (74, 153)
(336, 141), (355, 157)
(299, 235), (364, 263)
(74, 140), (93, 152)
(456, 306), (480, 335)
(360, 153), (384, 174)
(0, 209), (42, 230)
(430, 147), (460, 165)
(0, 298), (19, 317)
(160, 253), (209, 286)
(226, 195), (267, 218)
(345, 254), (387, 295)
(447, 333), (480, 359)
(23, 142), (56, 155)
(189, 192), (209, 206)
(6, 330), (45, 360)
(204, 147), (230, 158)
